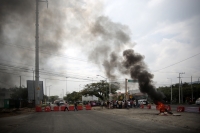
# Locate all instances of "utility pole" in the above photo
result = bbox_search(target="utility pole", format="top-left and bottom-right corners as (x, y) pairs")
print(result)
(181, 79), (183, 104)
(178, 72), (184, 104)
(167, 78), (172, 104)
(191, 76), (193, 102)
(62, 89), (64, 99)
(20, 76), (21, 89)
(35, 0), (48, 105)
(109, 79), (111, 103)
(66, 77), (68, 97)
(125, 78), (127, 101)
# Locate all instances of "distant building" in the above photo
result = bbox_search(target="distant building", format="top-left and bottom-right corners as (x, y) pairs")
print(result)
(82, 95), (98, 101)
(128, 89), (140, 94)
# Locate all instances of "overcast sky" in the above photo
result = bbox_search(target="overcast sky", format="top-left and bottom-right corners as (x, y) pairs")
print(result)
(0, 0), (200, 98)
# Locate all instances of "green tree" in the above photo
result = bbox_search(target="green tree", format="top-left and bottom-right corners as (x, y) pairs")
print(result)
(81, 80), (119, 101)
(157, 82), (200, 103)
(49, 95), (59, 103)
(10, 86), (28, 100)
(43, 95), (48, 103)
(64, 91), (81, 103)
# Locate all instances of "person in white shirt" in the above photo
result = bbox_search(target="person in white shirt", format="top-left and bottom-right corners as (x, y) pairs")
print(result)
(64, 102), (69, 111)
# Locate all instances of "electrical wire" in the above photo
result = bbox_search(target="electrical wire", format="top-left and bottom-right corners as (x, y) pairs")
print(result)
(0, 43), (95, 63)
(1, 43), (200, 72)
(153, 52), (200, 72)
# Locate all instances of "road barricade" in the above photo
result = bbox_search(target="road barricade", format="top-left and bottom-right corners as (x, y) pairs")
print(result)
(184, 107), (200, 113)
(35, 106), (42, 112)
(147, 104), (151, 109)
(54, 106), (59, 111)
(85, 105), (92, 110)
(156, 105), (159, 110)
(60, 106), (66, 111)
(140, 104), (144, 109)
(77, 105), (83, 110)
(69, 106), (75, 111)
(177, 106), (185, 112)
(45, 106), (51, 112)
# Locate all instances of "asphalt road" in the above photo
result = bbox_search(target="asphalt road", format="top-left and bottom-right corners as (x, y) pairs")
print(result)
(0, 109), (199, 133)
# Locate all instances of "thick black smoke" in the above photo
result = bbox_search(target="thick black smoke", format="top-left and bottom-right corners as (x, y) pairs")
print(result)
(89, 16), (165, 102)
(122, 49), (165, 102)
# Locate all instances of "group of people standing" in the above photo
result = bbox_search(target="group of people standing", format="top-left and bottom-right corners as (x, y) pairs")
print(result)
(101, 100), (140, 109)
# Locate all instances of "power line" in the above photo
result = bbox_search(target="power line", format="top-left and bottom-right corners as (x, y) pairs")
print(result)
(0, 43), (95, 63)
(0, 61), (98, 78)
(153, 52), (200, 72)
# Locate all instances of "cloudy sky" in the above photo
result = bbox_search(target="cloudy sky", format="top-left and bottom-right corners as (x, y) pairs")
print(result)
(0, 0), (200, 98)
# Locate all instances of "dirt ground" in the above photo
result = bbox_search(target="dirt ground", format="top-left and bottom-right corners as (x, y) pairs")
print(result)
(92, 106), (200, 132)
(0, 108), (35, 118)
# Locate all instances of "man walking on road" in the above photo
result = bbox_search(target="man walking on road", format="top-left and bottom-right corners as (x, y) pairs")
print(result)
(74, 102), (78, 111)
(101, 101), (104, 109)
(64, 102), (69, 111)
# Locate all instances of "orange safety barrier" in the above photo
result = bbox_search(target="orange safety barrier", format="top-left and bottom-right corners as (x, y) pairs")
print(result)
(77, 105), (83, 110)
(85, 105), (92, 110)
(54, 106), (59, 111)
(147, 104), (151, 109)
(177, 106), (185, 112)
(35, 106), (42, 112)
(60, 106), (66, 111)
(156, 105), (159, 110)
(69, 106), (75, 111)
(45, 106), (51, 112)
(140, 104), (144, 109)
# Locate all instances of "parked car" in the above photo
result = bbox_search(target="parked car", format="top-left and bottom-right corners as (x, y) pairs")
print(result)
(195, 98), (200, 105)
(138, 99), (148, 105)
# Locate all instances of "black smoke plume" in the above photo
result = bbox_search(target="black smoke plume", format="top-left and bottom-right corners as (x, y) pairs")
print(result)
(89, 17), (165, 103)
(123, 49), (165, 102)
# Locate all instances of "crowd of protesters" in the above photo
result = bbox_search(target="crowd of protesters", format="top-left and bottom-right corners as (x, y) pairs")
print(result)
(100, 100), (146, 109)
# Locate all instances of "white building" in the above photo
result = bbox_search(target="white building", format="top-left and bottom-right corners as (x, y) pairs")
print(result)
(82, 95), (98, 101)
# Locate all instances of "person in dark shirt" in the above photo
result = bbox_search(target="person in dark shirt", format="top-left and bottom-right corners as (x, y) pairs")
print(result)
(74, 102), (78, 111)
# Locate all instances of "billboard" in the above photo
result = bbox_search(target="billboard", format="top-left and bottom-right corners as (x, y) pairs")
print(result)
(27, 80), (43, 100)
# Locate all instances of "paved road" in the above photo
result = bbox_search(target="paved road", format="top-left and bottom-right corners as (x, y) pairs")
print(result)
(0, 109), (199, 133)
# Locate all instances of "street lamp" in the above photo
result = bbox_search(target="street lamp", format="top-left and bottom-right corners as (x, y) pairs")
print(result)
(47, 85), (52, 97)
(79, 84), (82, 92)
(178, 72), (185, 104)
(62, 89), (64, 99)
(167, 78), (172, 104)
(66, 77), (68, 97)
